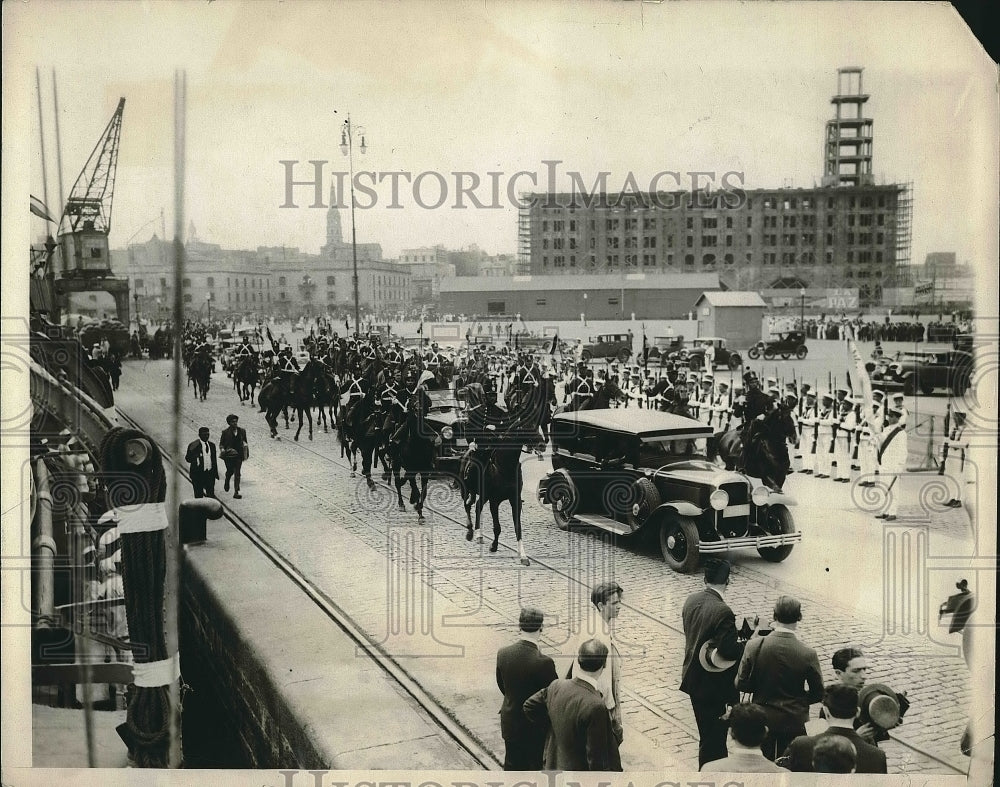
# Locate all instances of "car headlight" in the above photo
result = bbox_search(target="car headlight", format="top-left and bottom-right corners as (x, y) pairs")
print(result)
(709, 489), (729, 510)
(441, 426), (454, 440)
(752, 486), (770, 507)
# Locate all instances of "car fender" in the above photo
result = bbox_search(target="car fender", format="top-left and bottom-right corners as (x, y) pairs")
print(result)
(653, 500), (703, 519)
(537, 467), (573, 504)
(767, 492), (797, 508)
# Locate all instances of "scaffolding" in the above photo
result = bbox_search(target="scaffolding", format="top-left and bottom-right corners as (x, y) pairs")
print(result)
(894, 181), (913, 286)
(517, 201), (532, 275)
(822, 67), (874, 187)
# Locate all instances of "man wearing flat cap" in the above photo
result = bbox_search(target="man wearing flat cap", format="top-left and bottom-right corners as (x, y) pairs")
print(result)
(220, 414), (249, 499)
(496, 607), (558, 770)
(681, 559), (745, 767)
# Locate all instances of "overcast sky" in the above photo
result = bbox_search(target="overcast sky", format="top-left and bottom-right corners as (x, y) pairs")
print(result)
(6, 1), (997, 268)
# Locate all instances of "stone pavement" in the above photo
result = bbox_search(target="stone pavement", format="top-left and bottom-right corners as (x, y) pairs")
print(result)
(110, 360), (973, 774)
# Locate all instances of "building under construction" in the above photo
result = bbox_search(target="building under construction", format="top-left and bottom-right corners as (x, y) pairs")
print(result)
(517, 67), (912, 307)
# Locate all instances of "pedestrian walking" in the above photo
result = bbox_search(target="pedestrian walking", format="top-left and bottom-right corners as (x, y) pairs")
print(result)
(523, 638), (623, 771)
(185, 426), (218, 498)
(680, 558), (745, 768)
(736, 596), (824, 759)
(219, 414), (249, 499)
(496, 607), (558, 770)
(701, 703), (789, 773)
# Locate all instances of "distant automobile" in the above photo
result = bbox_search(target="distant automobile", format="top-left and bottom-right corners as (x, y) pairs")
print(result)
(747, 331), (808, 361)
(646, 336), (685, 364)
(681, 337), (743, 370)
(536, 409), (800, 572)
(872, 349), (973, 396)
(581, 333), (633, 363)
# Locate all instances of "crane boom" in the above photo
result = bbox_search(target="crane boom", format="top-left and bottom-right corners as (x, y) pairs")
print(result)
(59, 97), (125, 236)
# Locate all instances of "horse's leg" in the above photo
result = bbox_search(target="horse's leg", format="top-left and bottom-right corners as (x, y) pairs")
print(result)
(349, 442), (357, 477)
(474, 497), (485, 544)
(489, 499), (501, 553)
(362, 443), (375, 489)
(464, 488), (475, 540)
(283, 405), (290, 428)
(394, 461), (405, 510)
(306, 406), (314, 440)
(417, 475), (428, 523)
(294, 406), (303, 441)
(514, 481), (529, 566)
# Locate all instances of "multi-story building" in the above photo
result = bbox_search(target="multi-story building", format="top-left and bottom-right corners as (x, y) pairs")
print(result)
(517, 67), (912, 306)
(398, 245), (455, 304)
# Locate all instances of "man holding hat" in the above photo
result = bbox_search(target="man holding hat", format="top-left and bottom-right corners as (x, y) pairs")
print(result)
(680, 558), (745, 767)
(496, 607), (558, 770)
(185, 426), (219, 498)
(220, 414), (249, 499)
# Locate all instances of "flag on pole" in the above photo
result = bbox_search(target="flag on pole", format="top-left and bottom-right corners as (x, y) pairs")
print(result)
(417, 321), (423, 335)
(265, 326), (278, 353)
(642, 324), (649, 372)
(30, 195), (55, 222)
(549, 333), (559, 356)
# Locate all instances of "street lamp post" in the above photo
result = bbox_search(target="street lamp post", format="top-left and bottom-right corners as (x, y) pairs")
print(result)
(799, 288), (806, 330)
(582, 292), (588, 327)
(206, 292), (211, 322)
(340, 115), (366, 336)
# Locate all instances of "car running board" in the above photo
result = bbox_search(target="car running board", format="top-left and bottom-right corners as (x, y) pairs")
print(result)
(571, 513), (633, 535)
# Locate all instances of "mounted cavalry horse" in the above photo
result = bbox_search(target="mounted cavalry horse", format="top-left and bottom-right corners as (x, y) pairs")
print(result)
(233, 353), (260, 406)
(717, 404), (797, 491)
(387, 370), (438, 522)
(187, 353), (212, 401)
(290, 358), (332, 441)
(458, 381), (545, 565)
(337, 362), (382, 487)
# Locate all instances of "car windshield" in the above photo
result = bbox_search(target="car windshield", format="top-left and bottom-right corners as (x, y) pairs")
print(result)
(427, 392), (460, 412)
(637, 437), (706, 464)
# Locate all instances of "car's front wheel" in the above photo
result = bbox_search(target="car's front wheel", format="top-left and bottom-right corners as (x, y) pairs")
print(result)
(581, 349), (592, 362)
(550, 477), (578, 531)
(659, 516), (701, 573)
(795, 346), (808, 360)
(617, 349), (631, 364)
(763, 348), (776, 360)
(757, 504), (795, 562)
(728, 354), (742, 370)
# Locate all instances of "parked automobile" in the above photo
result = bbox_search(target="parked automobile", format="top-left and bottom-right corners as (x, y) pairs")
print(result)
(536, 409), (800, 572)
(747, 330), (808, 361)
(581, 333), (633, 363)
(646, 336), (685, 364)
(424, 387), (469, 475)
(680, 337), (743, 370)
(872, 350), (973, 396)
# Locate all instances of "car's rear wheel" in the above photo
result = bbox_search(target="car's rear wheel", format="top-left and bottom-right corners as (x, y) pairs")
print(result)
(728, 354), (742, 370)
(659, 516), (700, 573)
(626, 478), (661, 530)
(581, 349), (592, 362)
(763, 348), (776, 360)
(550, 477), (578, 531)
(747, 346), (761, 360)
(689, 358), (701, 371)
(795, 346), (807, 360)
(757, 504), (795, 562)
(617, 349), (631, 364)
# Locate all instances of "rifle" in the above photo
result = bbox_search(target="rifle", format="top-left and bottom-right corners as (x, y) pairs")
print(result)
(851, 402), (862, 469)
(811, 379), (820, 454)
(724, 385), (733, 431)
(938, 402), (952, 475)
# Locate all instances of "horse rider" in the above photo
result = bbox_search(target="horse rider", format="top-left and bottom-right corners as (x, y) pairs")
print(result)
(734, 371), (773, 471)
(390, 369), (435, 446)
(340, 361), (368, 423)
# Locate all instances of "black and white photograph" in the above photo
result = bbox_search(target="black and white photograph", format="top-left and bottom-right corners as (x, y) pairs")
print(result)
(2, 2), (996, 785)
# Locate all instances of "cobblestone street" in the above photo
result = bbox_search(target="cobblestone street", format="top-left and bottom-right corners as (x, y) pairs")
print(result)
(114, 360), (973, 774)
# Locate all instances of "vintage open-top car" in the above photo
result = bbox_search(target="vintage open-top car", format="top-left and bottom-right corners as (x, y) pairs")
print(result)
(536, 409), (799, 572)
(425, 386), (469, 474)
(680, 337), (743, 370)
(748, 330), (809, 361)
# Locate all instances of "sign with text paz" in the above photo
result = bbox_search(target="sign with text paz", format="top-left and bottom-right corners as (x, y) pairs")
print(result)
(826, 288), (859, 309)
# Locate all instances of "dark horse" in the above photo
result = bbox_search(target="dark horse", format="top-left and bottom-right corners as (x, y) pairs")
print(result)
(458, 388), (543, 565)
(337, 387), (380, 488)
(717, 406), (797, 491)
(234, 354), (260, 406)
(388, 401), (438, 522)
(292, 360), (330, 441)
(188, 354), (212, 401)
(258, 373), (290, 439)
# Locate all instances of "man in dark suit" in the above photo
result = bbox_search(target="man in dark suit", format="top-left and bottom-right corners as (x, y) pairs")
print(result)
(523, 638), (622, 771)
(736, 595), (824, 759)
(185, 426), (218, 498)
(680, 558), (745, 768)
(781, 684), (888, 773)
(219, 413), (249, 499)
(496, 607), (558, 770)
(701, 703), (788, 773)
